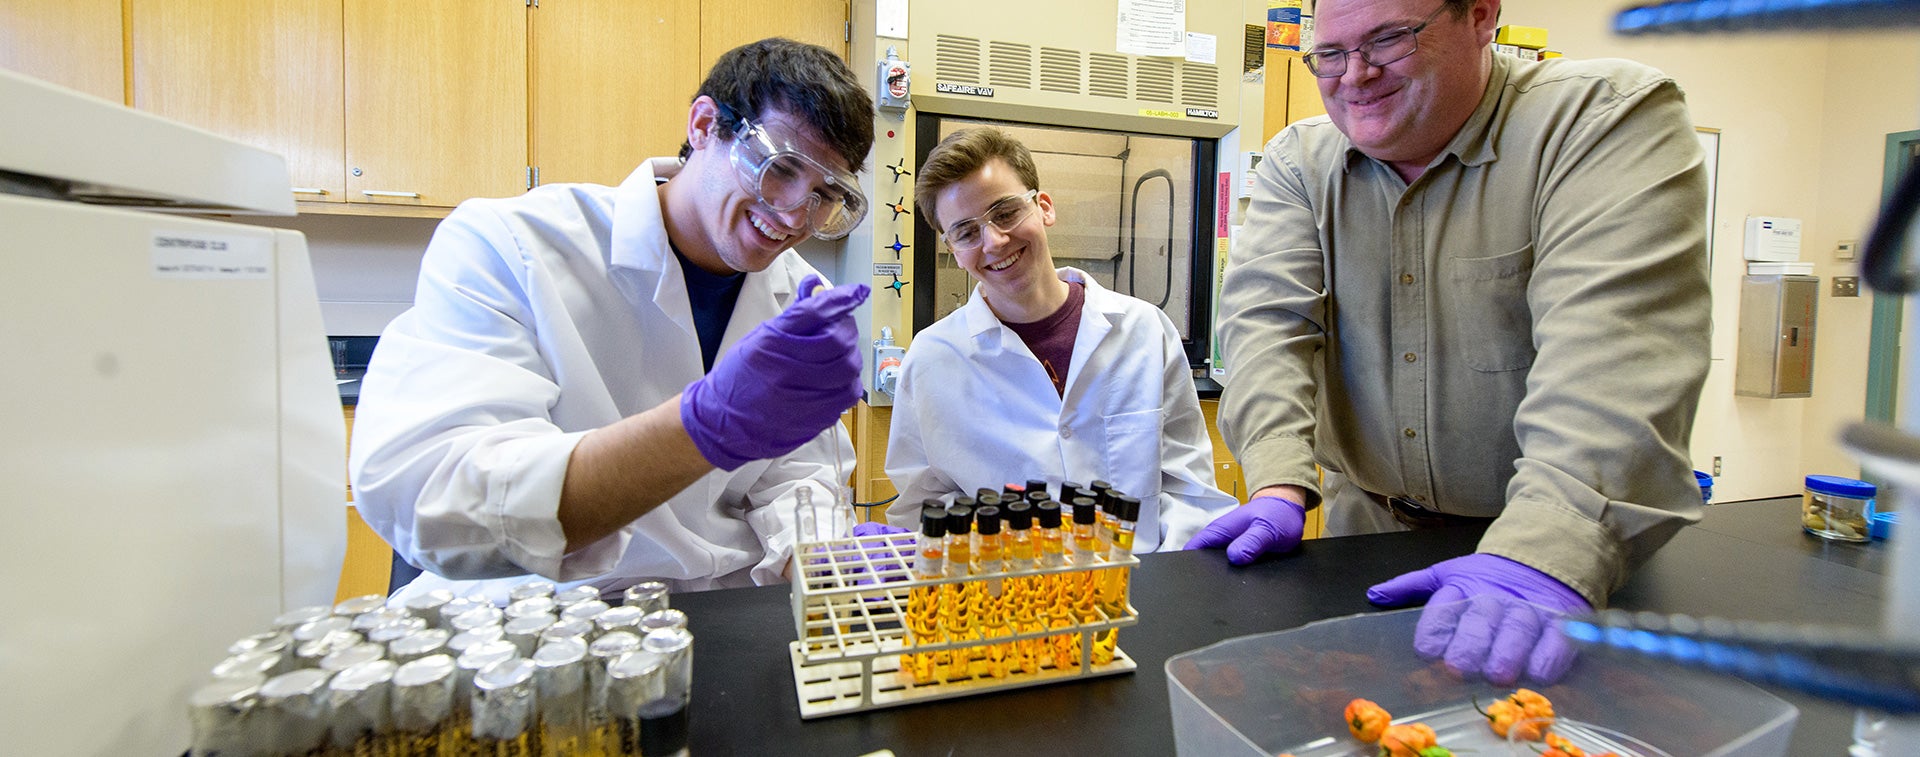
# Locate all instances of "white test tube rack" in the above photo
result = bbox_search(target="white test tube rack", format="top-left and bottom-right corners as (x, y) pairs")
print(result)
(785, 533), (1139, 718)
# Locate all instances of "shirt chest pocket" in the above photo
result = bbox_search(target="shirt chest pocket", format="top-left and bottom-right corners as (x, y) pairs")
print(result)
(1443, 245), (1536, 372)
(1100, 409), (1162, 498)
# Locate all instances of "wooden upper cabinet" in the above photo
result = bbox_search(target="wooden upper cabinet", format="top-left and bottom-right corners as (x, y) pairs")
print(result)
(699, 0), (848, 74)
(0, 0), (124, 103)
(345, 0), (526, 207)
(1262, 51), (1327, 144)
(531, 0), (699, 188)
(131, 0), (346, 202)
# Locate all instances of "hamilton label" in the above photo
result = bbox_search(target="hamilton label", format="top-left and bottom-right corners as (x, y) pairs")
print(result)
(1186, 107), (1220, 119)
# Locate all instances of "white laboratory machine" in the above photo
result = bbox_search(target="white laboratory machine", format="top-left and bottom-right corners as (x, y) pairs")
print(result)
(0, 69), (345, 753)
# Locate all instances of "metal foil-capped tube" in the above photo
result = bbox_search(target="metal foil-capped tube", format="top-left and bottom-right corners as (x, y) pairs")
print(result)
(622, 581), (669, 615)
(326, 658), (397, 753)
(639, 609), (689, 635)
(292, 615), (354, 644)
(560, 599), (610, 625)
(187, 672), (263, 756)
(509, 580), (557, 603)
(257, 668), (332, 754)
(472, 658), (539, 745)
(271, 605), (332, 632)
(333, 593), (389, 617)
(390, 627), (453, 664)
(553, 585), (602, 608)
(504, 614), (557, 658)
(320, 642), (388, 675)
(532, 636), (590, 755)
(391, 653), (457, 735)
(294, 630), (366, 669)
(595, 605), (646, 635)
(505, 595), (558, 621)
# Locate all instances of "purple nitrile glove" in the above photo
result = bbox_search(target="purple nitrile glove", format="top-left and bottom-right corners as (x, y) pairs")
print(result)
(1182, 495), (1306, 565)
(851, 522), (912, 538)
(681, 274), (869, 470)
(1366, 553), (1592, 685)
(843, 522), (914, 585)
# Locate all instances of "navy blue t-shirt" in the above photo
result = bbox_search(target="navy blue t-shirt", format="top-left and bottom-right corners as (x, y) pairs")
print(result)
(672, 247), (747, 372)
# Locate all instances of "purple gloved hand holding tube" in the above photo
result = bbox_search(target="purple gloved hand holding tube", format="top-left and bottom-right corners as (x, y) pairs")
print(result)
(1366, 553), (1592, 685)
(1183, 495), (1306, 564)
(681, 274), (868, 471)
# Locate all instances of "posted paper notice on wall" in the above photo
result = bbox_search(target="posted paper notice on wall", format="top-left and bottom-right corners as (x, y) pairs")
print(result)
(1117, 0), (1186, 58)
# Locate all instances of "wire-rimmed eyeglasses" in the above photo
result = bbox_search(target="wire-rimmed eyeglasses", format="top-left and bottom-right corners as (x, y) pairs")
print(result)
(1302, 3), (1451, 78)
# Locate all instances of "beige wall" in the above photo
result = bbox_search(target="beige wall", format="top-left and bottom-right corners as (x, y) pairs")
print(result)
(1500, 2), (1920, 500)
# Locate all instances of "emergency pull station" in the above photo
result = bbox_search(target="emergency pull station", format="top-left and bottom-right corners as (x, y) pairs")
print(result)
(1735, 274), (1818, 398)
(874, 326), (905, 396)
(878, 46), (911, 111)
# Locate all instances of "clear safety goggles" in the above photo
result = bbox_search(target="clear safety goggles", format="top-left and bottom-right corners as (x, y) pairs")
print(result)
(727, 117), (867, 240)
(942, 189), (1039, 252)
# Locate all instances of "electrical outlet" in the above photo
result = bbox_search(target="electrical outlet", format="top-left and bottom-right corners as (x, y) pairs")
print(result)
(1833, 276), (1860, 298)
(1712, 456), (1722, 477)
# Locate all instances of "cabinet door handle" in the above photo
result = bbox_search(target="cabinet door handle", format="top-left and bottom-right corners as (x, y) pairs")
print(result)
(361, 190), (421, 199)
(291, 187), (329, 196)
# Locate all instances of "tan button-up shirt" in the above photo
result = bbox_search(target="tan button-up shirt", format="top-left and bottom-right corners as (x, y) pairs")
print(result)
(1219, 51), (1711, 604)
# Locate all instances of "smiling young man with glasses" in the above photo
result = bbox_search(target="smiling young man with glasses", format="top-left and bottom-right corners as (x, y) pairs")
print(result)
(1194, 0), (1712, 685)
(879, 127), (1236, 551)
(351, 38), (876, 604)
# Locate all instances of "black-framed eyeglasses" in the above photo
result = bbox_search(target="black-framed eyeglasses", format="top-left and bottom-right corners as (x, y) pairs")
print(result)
(942, 189), (1039, 252)
(1302, 3), (1450, 78)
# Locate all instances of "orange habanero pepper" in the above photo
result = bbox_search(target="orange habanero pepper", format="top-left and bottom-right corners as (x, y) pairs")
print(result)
(1344, 698), (1391, 743)
(1376, 722), (1437, 757)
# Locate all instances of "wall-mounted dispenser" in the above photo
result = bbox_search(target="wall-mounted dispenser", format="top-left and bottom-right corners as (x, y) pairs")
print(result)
(1735, 274), (1819, 398)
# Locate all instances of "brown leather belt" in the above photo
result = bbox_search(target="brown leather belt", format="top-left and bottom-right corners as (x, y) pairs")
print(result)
(1363, 490), (1496, 529)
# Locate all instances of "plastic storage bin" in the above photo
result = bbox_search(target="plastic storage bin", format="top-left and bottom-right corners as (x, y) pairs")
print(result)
(1166, 606), (1797, 756)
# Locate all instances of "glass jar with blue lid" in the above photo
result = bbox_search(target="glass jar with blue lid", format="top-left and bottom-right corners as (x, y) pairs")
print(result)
(1802, 475), (1875, 542)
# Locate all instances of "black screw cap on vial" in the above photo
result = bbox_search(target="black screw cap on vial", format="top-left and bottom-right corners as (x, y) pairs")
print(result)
(1114, 494), (1141, 523)
(1005, 501), (1033, 531)
(1001, 483), (1026, 498)
(1024, 479), (1049, 496)
(1060, 481), (1088, 502)
(1036, 501), (1062, 529)
(945, 505), (975, 535)
(920, 507), (947, 538)
(975, 487), (998, 502)
(977, 492), (1002, 508)
(951, 496), (977, 511)
(1025, 490), (1048, 506)
(1088, 480), (1114, 497)
(975, 506), (1002, 535)
(1070, 497), (1099, 525)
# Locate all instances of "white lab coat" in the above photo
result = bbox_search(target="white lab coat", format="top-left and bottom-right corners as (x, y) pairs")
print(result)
(350, 158), (850, 605)
(884, 268), (1235, 551)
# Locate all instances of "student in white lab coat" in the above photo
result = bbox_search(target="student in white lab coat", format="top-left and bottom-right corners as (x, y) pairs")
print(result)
(350, 39), (875, 604)
(882, 127), (1236, 551)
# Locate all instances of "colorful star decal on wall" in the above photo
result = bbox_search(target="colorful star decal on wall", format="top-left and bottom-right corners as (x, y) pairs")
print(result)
(885, 274), (908, 296)
(886, 159), (912, 183)
(886, 234), (909, 258)
(886, 197), (911, 221)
